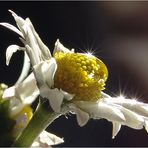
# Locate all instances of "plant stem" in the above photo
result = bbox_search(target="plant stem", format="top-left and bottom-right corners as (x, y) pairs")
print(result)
(12, 100), (68, 147)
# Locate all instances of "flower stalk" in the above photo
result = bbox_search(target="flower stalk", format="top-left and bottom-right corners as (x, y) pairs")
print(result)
(12, 98), (68, 147)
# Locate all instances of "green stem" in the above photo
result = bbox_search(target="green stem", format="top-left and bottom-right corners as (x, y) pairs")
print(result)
(12, 100), (68, 147)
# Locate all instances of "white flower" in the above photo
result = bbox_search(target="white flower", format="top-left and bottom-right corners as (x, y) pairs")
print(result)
(1, 83), (64, 147)
(71, 93), (148, 138)
(0, 10), (73, 113)
(1, 10), (148, 140)
(2, 73), (39, 117)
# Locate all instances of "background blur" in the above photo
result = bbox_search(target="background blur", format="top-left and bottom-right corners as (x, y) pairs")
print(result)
(0, 1), (148, 147)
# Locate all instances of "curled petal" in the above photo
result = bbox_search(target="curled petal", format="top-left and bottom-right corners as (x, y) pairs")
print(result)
(25, 45), (37, 66)
(15, 52), (31, 85)
(33, 58), (57, 88)
(6, 45), (25, 65)
(112, 122), (121, 139)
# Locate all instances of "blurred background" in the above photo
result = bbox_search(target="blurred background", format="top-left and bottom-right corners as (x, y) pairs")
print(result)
(0, 1), (148, 147)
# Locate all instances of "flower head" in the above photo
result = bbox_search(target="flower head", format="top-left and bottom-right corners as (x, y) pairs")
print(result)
(0, 82), (63, 147)
(54, 50), (108, 101)
(1, 10), (148, 141)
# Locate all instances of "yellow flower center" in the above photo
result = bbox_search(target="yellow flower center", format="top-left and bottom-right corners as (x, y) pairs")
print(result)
(54, 52), (108, 101)
(12, 105), (33, 137)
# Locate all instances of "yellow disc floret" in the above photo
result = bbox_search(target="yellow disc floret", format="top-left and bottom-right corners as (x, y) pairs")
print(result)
(54, 52), (108, 101)
(12, 105), (33, 137)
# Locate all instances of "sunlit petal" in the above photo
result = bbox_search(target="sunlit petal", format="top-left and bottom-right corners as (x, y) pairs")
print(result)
(104, 95), (148, 117)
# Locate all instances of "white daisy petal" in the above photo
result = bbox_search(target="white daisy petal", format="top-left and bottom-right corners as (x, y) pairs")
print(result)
(104, 96), (148, 117)
(0, 22), (23, 37)
(8, 9), (26, 36)
(25, 44), (37, 66)
(25, 18), (52, 60)
(40, 86), (64, 112)
(33, 58), (57, 88)
(69, 104), (89, 127)
(6, 45), (25, 65)
(74, 101), (125, 122)
(120, 107), (144, 129)
(120, 100), (148, 118)
(103, 94), (146, 129)
(15, 73), (39, 104)
(2, 86), (15, 99)
(112, 122), (121, 139)
(40, 131), (64, 145)
(15, 52), (31, 84)
(24, 23), (42, 65)
(75, 109), (89, 127)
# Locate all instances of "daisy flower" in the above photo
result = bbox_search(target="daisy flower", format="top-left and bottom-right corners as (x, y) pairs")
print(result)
(1, 10), (148, 146)
(1, 81), (63, 147)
